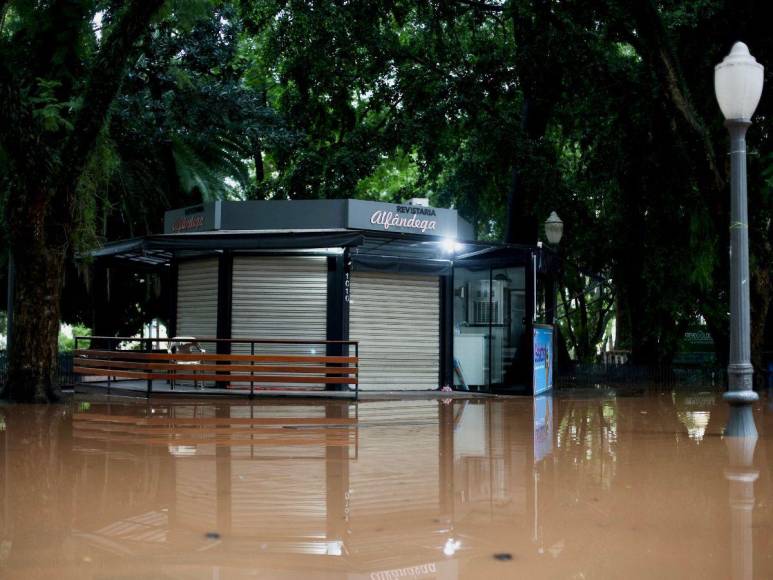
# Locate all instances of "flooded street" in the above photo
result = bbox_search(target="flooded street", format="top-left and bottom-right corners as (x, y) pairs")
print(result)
(0, 389), (772, 578)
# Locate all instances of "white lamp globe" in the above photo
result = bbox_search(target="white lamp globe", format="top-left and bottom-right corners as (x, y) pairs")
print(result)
(544, 211), (564, 245)
(714, 42), (764, 121)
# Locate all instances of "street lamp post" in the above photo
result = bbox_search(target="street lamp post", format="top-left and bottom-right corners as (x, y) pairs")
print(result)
(544, 211), (564, 246)
(543, 212), (564, 325)
(714, 42), (764, 436)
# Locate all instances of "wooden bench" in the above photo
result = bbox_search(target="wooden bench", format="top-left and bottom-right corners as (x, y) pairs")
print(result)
(73, 344), (359, 397)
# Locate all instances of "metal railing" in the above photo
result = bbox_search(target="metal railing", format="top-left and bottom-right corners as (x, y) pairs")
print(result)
(556, 362), (727, 389)
(74, 336), (359, 398)
(0, 351), (76, 387)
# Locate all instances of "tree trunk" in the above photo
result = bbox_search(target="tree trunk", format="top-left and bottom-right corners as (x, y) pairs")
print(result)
(251, 88), (267, 198)
(0, 0), (165, 403)
(253, 141), (265, 183)
(249, 134), (265, 200)
(614, 287), (631, 351)
(5, 243), (65, 402)
(504, 96), (543, 245)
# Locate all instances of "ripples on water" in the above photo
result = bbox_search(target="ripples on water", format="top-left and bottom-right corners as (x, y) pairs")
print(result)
(0, 388), (770, 579)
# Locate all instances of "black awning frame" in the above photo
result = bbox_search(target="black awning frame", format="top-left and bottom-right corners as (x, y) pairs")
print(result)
(80, 231), (366, 268)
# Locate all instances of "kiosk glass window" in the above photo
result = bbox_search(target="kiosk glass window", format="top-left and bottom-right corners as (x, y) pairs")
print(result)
(453, 266), (526, 389)
(453, 267), (491, 389)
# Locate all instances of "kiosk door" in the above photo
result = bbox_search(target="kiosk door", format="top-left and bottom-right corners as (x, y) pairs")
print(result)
(176, 258), (219, 352)
(231, 256), (328, 354)
(490, 267), (527, 387)
(349, 272), (440, 390)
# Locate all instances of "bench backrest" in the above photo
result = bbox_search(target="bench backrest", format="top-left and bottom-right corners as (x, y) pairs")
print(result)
(73, 349), (359, 389)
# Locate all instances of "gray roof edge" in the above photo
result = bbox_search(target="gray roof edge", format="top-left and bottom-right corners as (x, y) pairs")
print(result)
(79, 238), (145, 259)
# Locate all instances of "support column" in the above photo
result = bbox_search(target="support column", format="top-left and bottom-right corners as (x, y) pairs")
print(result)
(440, 273), (454, 389)
(215, 252), (233, 388)
(526, 253), (537, 390)
(216, 252), (233, 354)
(167, 260), (178, 339)
(326, 250), (349, 390)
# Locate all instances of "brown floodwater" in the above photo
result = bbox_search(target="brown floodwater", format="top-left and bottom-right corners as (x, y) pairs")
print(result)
(0, 388), (771, 579)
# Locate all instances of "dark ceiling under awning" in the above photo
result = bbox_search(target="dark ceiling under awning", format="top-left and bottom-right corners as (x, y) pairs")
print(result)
(82, 230), (366, 268)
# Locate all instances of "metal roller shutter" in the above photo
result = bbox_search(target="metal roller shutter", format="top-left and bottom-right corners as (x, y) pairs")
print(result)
(176, 258), (219, 351)
(349, 272), (440, 390)
(231, 256), (328, 355)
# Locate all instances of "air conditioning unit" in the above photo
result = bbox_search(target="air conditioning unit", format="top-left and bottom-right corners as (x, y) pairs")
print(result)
(407, 197), (430, 207)
(470, 280), (506, 325)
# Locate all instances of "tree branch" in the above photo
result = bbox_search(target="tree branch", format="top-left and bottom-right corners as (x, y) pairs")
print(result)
(456, 0), (504, 12)
(624, 1), (723, 193)
(26, 0), (93, 88)
(559, 287), (579, 353)
(58, 0), (166, 207)
(0, 1), (10, 33)
(591, 288), (616, 347)
(0, 61), (49, 184)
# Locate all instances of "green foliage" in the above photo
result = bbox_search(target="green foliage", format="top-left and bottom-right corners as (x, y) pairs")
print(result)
(30, 78), (80, 132)
(78, 3), (292, 245)
(73, 130), (120, 253)
(355, 149), (420, 201)
(2, 0), (771, 368)
(58, 323), (91, 352)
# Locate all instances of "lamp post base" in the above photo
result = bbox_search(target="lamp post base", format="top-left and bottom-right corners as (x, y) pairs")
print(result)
(723, 389), (759, 405)
(724, 363), (758, 417)
(724, 368), (758, 438)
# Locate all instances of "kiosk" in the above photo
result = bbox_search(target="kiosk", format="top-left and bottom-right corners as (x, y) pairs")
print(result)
(89, 198), (558, 394)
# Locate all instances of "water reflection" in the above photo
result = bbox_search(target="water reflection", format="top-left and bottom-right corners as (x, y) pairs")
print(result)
(725, 435), (758, 580)
(672, 392), (716, 442)
(556, 395), (618, 489)
(0, 390), (770, 578)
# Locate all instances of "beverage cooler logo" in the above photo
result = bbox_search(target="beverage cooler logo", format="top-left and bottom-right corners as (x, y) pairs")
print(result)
(172, 214), (205, 232)
(370, 205), (438, 233)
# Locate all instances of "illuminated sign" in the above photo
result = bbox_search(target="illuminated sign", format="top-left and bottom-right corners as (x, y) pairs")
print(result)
(369, 207), (438, 233)
(348, 200), (457, 237)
